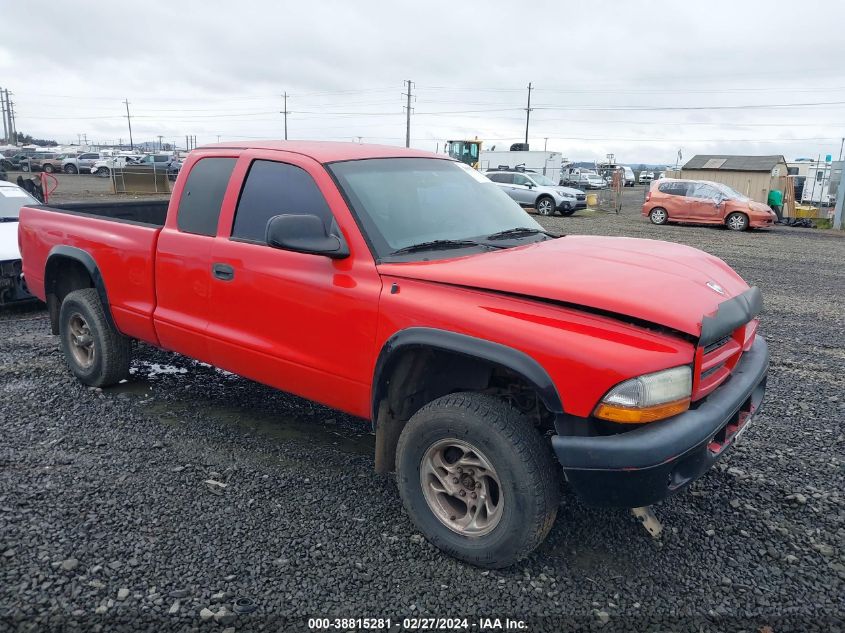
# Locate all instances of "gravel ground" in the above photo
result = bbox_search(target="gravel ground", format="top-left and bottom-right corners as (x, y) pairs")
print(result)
(1, 188), (843, 632)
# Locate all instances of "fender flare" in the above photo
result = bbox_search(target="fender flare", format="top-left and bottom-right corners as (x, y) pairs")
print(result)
(45, 245), (117, 331)
(371, 326), (564, 423)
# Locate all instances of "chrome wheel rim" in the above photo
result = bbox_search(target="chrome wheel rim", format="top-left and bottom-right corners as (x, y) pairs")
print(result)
(68, 313), (95, 369)
(729, 215), (745, 230)
(651, 209), (666, 224)
(420, 438), (503, 537)
(537, 199), (553, 215)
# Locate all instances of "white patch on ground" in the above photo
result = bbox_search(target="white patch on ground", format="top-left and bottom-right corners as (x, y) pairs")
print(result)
(130, 361), (188, 377)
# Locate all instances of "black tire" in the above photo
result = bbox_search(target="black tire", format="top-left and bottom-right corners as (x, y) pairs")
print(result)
(20, 163), (30, 172)
(649, 207), (669, 225)
(95, 167), (110, 178)
(535, 196), (555, 216)
(43, 163), (55, 173)
(59, 288), (131, 387)
(64, 164), (78, 174)
(561, 207), (576, 217)
(726, 212), (749, 231)
(395, 392), (560, 568)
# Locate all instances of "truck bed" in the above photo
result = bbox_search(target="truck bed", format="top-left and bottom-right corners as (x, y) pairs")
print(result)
(18, 202), (167, 345)
(43, 200), (169, 227)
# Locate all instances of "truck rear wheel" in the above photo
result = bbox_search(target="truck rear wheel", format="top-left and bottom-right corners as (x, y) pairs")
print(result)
(59, 288), (131, 387)
(395, 392), (560, 568)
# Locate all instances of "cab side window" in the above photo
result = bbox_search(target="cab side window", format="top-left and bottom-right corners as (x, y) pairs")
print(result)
(232, 160), (333, 243)
(176, 157), (237, 236)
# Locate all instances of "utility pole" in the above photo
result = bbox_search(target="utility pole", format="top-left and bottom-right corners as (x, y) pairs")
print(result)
(280, 92), (290, 140)
(8, 95), (17, 145)
(839, 137), (844, 162)
(157, 135), (164, 151)
(524, 82), (533, 146)
(544, 137), (548, 151)
(403, 80), (414, 148)
(0, 88), (7, 143)
(124, 99), (134, 150)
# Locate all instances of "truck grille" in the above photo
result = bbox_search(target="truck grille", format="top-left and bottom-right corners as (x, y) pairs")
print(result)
(576, 193), (586, 201)
(693, 320), (758, 400)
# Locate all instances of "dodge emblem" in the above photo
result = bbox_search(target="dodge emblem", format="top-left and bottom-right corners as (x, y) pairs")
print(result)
(706, 281), (726, 295)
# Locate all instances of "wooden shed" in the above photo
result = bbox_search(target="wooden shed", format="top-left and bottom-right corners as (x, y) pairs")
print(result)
(681, 155), (789, 204)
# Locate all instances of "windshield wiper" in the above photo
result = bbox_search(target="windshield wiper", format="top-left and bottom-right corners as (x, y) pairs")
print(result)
(0, 217), (19, 223)
(485, 227), (558, 240)
(389, 239), (486, 256)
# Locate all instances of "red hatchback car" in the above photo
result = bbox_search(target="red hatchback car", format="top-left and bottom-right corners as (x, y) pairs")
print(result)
(643, 179), (776, 231)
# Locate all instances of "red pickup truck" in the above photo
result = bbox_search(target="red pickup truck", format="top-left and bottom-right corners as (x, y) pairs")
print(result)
(18, 141), (768, 568)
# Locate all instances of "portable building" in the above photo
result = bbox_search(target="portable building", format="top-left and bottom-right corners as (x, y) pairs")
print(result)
(681, 155), (788, 204)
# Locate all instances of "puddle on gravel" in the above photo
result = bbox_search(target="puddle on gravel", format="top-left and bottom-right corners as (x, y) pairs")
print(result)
(103, 380), (373, 456)
(157, 400), (373, 455)
(103, 378), (153, 398)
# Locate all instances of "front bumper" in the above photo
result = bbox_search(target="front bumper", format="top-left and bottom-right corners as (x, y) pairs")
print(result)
(0, 260), (35, 305)
(558, 199), (587, 211)
(750, 215), (775, 228)
(552, 336), (769, 508)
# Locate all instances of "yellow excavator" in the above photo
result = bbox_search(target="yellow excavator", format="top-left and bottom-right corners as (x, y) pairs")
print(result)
(446, 139), (483, 169)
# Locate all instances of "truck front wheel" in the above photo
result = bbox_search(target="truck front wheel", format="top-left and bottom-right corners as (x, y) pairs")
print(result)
(395, 392), (560, 568)
(59, 288), (131, 387)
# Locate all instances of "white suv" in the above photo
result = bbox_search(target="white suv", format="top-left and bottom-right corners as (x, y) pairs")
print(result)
(485, 170), (586, 216)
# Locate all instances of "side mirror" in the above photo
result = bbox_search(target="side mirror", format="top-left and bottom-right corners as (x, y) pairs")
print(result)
(266, 214), (349, 259)
(526, 182), (534, 189)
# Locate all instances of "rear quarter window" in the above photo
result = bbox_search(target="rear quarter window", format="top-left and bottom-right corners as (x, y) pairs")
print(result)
(176, 157), (237, 236)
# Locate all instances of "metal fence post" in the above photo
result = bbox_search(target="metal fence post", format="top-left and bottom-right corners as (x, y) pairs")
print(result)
(833, 162), (845, 230)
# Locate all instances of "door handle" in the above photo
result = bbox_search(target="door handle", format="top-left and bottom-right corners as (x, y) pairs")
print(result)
(212, 263), (235, 281)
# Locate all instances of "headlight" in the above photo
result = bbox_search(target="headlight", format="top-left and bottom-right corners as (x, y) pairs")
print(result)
(562, 192), (575, 199)
(594, 365), (692, 424)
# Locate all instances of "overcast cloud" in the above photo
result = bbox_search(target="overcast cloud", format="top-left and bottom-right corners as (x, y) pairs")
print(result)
(1, 0), (844, 164)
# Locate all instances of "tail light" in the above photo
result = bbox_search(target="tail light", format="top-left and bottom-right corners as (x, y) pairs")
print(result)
(645, 190), (652, 202)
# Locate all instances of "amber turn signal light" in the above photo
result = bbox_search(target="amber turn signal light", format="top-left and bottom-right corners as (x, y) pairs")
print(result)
(594, 398), (691, 424)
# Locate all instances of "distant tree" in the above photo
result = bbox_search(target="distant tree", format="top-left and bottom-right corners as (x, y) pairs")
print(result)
(9, 132), (58, 147)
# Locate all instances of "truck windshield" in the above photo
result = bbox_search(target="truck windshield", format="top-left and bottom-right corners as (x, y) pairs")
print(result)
(329, 158), (543, 259)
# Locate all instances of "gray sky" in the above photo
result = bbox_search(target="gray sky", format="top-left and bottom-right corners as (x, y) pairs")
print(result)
(2, 0), (844, 164)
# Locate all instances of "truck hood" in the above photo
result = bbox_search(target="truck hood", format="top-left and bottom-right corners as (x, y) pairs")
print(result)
(0, 221), (21, 262)
(377, 235), (751, 339)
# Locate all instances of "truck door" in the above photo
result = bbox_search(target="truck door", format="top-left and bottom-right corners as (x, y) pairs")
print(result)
(153, 155), (238, 361)
(207, 153), (381, 418)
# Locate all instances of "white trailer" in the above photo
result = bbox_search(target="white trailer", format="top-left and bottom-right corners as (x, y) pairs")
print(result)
(800, 162), (835, 205)
(479, 151), (565, 184)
